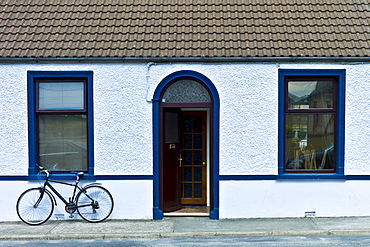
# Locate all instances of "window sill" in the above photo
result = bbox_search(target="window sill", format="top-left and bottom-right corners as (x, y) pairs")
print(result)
(28, 174), (96, 181)
(277, 173), (345, 180)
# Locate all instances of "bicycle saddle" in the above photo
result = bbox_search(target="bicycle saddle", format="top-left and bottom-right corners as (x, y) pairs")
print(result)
(71, 171), (84, 177)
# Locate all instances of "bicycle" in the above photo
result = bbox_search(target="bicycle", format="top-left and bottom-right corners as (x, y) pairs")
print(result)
(16, 166), (114, 225)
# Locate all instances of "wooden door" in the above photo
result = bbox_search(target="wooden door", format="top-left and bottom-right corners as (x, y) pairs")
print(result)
(180, 111), (207, 205)
(162, 109), (182, 212)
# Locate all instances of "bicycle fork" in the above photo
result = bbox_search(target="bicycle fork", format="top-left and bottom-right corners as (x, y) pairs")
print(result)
(34, 188), (46, 208)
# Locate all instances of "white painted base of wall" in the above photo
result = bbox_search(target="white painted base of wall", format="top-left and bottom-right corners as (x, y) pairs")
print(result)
(4, 179), (370, 221)
(220, 180), (370, 219)
(0, 180), (153, 222)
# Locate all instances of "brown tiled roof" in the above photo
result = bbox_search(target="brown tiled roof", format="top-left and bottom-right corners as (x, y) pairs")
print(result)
(1, 0), (370, 59)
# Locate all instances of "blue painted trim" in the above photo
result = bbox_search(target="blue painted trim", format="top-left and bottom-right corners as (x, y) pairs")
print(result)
(152, 98), (162, 219)
(153, 207), (163, 220)
(95, 175), (153, 180)
(219, 174), (346, 180)
(219, 174), (370, 180)
(27, 71), (94, 177)
(220, 175), (277, 180)
(345, 175), (370, 180)
(278, 69), (346, 177)
(278, 70), (285, 176)
(0, 176), (29, 181)
(210, 208), (219, 220)
(28, 174), (96, 181)
(27, 72), (37, 176)
(152, 70), (220, 220)
(276, 174), (346, 180)
(0, 175), (152, 181)
(220, 174), (345, 180)
(5, 174), (370, 181)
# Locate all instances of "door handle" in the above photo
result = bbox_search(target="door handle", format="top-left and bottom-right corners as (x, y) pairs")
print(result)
(202, 161), (206, 167)
(178, 153), (183, 167)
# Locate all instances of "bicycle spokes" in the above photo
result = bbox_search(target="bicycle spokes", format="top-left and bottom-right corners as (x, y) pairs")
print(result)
(76, 186), (114, 223)
(16, 188), (54, 225)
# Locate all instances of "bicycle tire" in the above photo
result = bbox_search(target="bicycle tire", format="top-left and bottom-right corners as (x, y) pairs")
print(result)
(16, 188), (54, 225)
(76, 185), (114, 223)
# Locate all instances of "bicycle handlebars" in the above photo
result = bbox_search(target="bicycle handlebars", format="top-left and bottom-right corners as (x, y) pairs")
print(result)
(38, 165), (50, 177)
(37, 164), (84, 178)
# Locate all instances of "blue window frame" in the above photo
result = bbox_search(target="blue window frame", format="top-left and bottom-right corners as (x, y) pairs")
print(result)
(28, 71), (94, 179)
(278, 69), (345, 178)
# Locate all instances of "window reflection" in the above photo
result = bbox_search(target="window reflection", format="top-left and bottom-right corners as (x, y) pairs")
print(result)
(38, 115), (87, 171)
(285, 114), (334, 170)
(288, 81), (333, 109)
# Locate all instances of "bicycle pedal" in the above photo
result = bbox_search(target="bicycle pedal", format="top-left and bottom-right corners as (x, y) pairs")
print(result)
(69, 214), (74, 218)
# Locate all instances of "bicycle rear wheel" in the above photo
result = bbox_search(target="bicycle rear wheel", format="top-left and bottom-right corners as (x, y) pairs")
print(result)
(16, 188), (54, 225)
(76, 185), (114, 223)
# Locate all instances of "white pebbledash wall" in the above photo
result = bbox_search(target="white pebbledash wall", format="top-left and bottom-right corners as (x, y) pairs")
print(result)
(1, 62), (370, 221)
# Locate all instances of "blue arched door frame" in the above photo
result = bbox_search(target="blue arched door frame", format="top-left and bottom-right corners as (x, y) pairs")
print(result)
(152, 70), (220, 220)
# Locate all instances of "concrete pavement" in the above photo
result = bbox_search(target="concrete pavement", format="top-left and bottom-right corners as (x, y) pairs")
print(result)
(2, 216), (370, 240)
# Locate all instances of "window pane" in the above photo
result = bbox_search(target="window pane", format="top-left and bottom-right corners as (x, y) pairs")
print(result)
(194, 151), (202, 166)
(194, 167), (202, 182)
(39, 82), (84, 110)
(183, 150), (192, 166)
(193, 116), (202, 132)
(194, 134), (202, 149)
(184, 167), (192, 182)
(183, 115), (192, 132)
(184, 134), (192, 149)
(288, 81), (333, 109)
(162, 79), (211, 102)
(184, 183), (192, 198)
(165, 112), (179, 143)
(285, 114), (335, 170)
(194, 183), (202, 198)
(38, 115), (87, 171)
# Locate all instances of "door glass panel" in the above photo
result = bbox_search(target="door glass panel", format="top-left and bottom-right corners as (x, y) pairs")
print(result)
(184, 167), (192, 182)
(184, 134), (192, 149)
(162, 79), (211, 102)
(184, 115), (192, 132)
(194, 151), (202, 166)
(193, 116), (202, 132)
(194, 184), (202, 198)
(183, 151), (192, 166)
(194, 134), (202, 149)
(184, 183), (192, 198)
(194, 167), (202, 182)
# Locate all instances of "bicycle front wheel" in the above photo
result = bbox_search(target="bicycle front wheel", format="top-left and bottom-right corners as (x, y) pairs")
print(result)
(76, 185), (114, 223)
(16, 188), (54, 225)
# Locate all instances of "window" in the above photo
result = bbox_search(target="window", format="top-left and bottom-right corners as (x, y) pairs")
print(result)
(28, 71), (93, 176)
(162, 78), (211, 102)
(278, 70), (345, 176)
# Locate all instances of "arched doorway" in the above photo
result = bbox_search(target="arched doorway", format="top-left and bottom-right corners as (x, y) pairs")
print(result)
(152, 71), (220, 220)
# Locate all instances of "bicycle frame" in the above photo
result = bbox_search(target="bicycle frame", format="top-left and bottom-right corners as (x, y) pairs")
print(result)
(36, 171), (97, 211)
(42, 179), (81, 206)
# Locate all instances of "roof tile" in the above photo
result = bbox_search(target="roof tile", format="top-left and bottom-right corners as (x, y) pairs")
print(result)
(1, 1), (370, 58)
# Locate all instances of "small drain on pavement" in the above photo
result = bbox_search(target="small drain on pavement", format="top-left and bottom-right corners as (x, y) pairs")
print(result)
(54, 214), (65, 220)
(305, 211), (316, 217)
